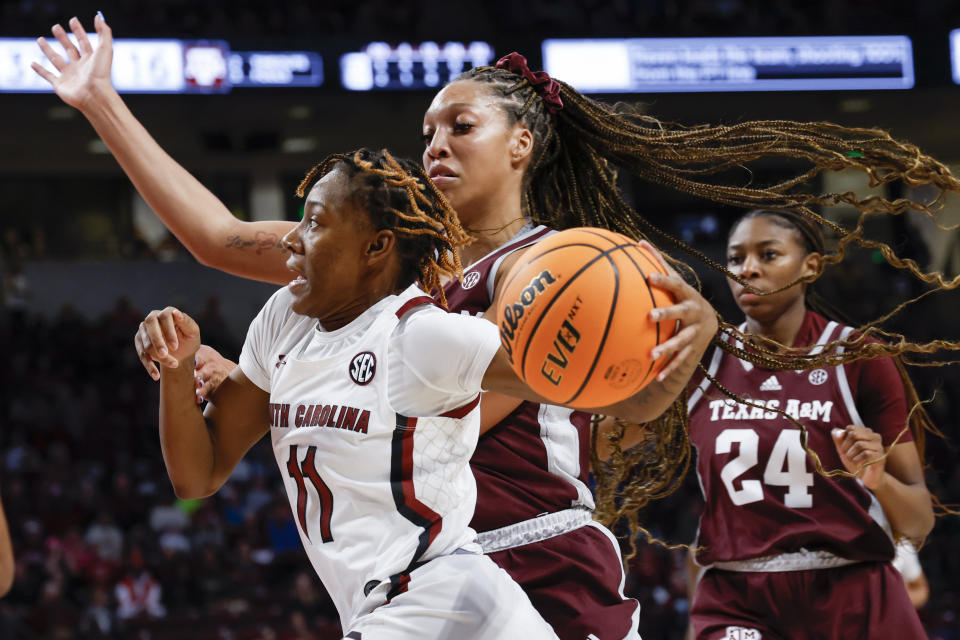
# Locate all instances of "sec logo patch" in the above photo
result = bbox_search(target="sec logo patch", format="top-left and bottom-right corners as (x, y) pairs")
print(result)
(808, 369), (828, 385)
(349, 351), (377, 385)
(461, 271), (481, 289)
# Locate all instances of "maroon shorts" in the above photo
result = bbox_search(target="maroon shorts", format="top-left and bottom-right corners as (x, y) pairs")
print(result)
(487, 522), (640, 640)
(690, 562), (926, 640)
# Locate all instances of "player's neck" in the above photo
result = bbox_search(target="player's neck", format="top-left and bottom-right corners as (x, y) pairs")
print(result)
(458, 193), (527, 266)
(745, 297), (809, 349)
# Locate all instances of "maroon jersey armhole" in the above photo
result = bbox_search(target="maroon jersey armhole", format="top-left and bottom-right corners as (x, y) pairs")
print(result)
(440, 394), (481, 419)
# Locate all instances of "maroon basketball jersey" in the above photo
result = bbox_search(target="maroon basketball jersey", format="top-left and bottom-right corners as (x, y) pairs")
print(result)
(442, 225), (595, 532)
(688, 311), (910, 565)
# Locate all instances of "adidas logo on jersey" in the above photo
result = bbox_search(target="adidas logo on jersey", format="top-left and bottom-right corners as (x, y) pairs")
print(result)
(759, 375), (782, 391)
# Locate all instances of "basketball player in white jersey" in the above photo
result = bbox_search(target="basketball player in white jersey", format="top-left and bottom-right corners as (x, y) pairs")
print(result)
(136, 149), (711, 638)
(137, 150), (559, 638)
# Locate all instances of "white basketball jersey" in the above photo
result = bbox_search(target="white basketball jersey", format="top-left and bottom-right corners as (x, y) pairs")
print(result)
(240, 285), (487, 630)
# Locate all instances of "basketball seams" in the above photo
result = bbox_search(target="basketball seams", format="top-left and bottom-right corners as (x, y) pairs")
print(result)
(500, 242), (607, 295)
(499, 227), (677, 408)
(614, 245), (666, 391)
(577, 227), (631, 248)
(576, 228), (674, 349)
(515, 241), (636, 405)
(586, 242), (672, 396)
(516, 244), (614, 376)
(562, 250), (620, 406)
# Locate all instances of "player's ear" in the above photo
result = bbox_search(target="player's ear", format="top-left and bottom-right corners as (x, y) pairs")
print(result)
(365, 229), (396, 265)
(801, 251), (821, 280)
(509, 126), (534, 167)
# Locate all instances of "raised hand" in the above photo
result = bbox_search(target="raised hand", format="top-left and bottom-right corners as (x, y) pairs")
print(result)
(831, 425), (887, 490)
(641, 240), (719, 382)
(194, 345), (237, 403)
(134, 307), (202, 380)
(31, 13), (113, 111)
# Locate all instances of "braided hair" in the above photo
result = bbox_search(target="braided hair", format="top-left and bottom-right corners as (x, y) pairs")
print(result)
(714, 210), (945, 496)
(457, 59), (960, 551)
(297, 148), (471, 307)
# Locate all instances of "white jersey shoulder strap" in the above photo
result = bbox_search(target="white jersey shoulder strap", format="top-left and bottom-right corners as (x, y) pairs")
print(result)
(687, 344), (725, 413)
(831, 324), (866, 427)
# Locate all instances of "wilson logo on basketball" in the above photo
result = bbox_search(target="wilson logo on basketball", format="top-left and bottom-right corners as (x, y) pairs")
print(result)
(461, 271), (481, 289)
(499, 269), (557, 362)
(349, 352), (376, 385)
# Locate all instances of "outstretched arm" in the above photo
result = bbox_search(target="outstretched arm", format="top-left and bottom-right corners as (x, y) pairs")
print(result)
(136, 307), (270, 499)
(0, 491), (13, 597)
(32, 15), (295, 285)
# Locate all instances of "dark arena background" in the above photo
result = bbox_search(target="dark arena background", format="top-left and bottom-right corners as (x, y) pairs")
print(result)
(1, 1), (960, 638)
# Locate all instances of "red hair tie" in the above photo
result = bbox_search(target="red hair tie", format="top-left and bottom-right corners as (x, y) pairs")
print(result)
(495, 52), (563, 115)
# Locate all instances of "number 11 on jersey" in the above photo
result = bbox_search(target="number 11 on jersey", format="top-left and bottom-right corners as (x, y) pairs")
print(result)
(287, 445), (335, 542)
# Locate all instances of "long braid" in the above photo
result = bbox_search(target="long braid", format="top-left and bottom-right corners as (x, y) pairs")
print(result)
(297, 149), (471, 307)
(458, 60), (960, 553)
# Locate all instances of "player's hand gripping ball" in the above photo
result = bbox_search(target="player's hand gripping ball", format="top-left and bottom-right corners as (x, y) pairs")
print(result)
(497, 228), (677, 408)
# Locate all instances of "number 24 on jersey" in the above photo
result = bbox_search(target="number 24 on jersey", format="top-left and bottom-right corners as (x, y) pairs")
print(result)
(716, 428), (814, 508)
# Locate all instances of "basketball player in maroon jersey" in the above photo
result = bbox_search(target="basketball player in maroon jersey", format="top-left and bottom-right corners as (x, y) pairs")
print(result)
(685, 209), (933, 639)
(0, 490), (13, 597)
(35, 16), (718, 639)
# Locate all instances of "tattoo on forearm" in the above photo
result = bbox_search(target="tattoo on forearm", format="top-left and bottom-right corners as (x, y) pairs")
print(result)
(661, 353), (699, 395)
(225, 232), (288, 255)
(633, 350), (700, 407)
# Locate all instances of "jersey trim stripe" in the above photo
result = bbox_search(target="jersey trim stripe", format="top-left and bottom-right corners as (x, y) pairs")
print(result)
(385, 571), (412, 603)
(832, 325), (893, 540)
(484, 225), (554, 300)
(833, 326), (866, 427)
(539, 404), (594, 509)
(394, 296), (438, 320)
(390, 415), (443, 563)
(688, 343), (724, 413)
(733, 322), (754, 372)
(810, 320), (839, 355)
(439, 393), (481, 419)
(586, 521), (642, 640)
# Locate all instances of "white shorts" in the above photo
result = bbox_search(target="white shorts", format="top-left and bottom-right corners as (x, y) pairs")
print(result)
(343, 552), (560, 640)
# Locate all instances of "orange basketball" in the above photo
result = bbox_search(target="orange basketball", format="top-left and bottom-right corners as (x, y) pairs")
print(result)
(496, 227), (678, 409)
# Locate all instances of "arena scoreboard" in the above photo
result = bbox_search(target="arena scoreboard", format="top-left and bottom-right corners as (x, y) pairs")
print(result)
(951, 29), (960, 85)
(0, 35), (323, 93)
(2, 33), (930, 94)
(542, 36), (915, 93)
(339, 41), (494, 91)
